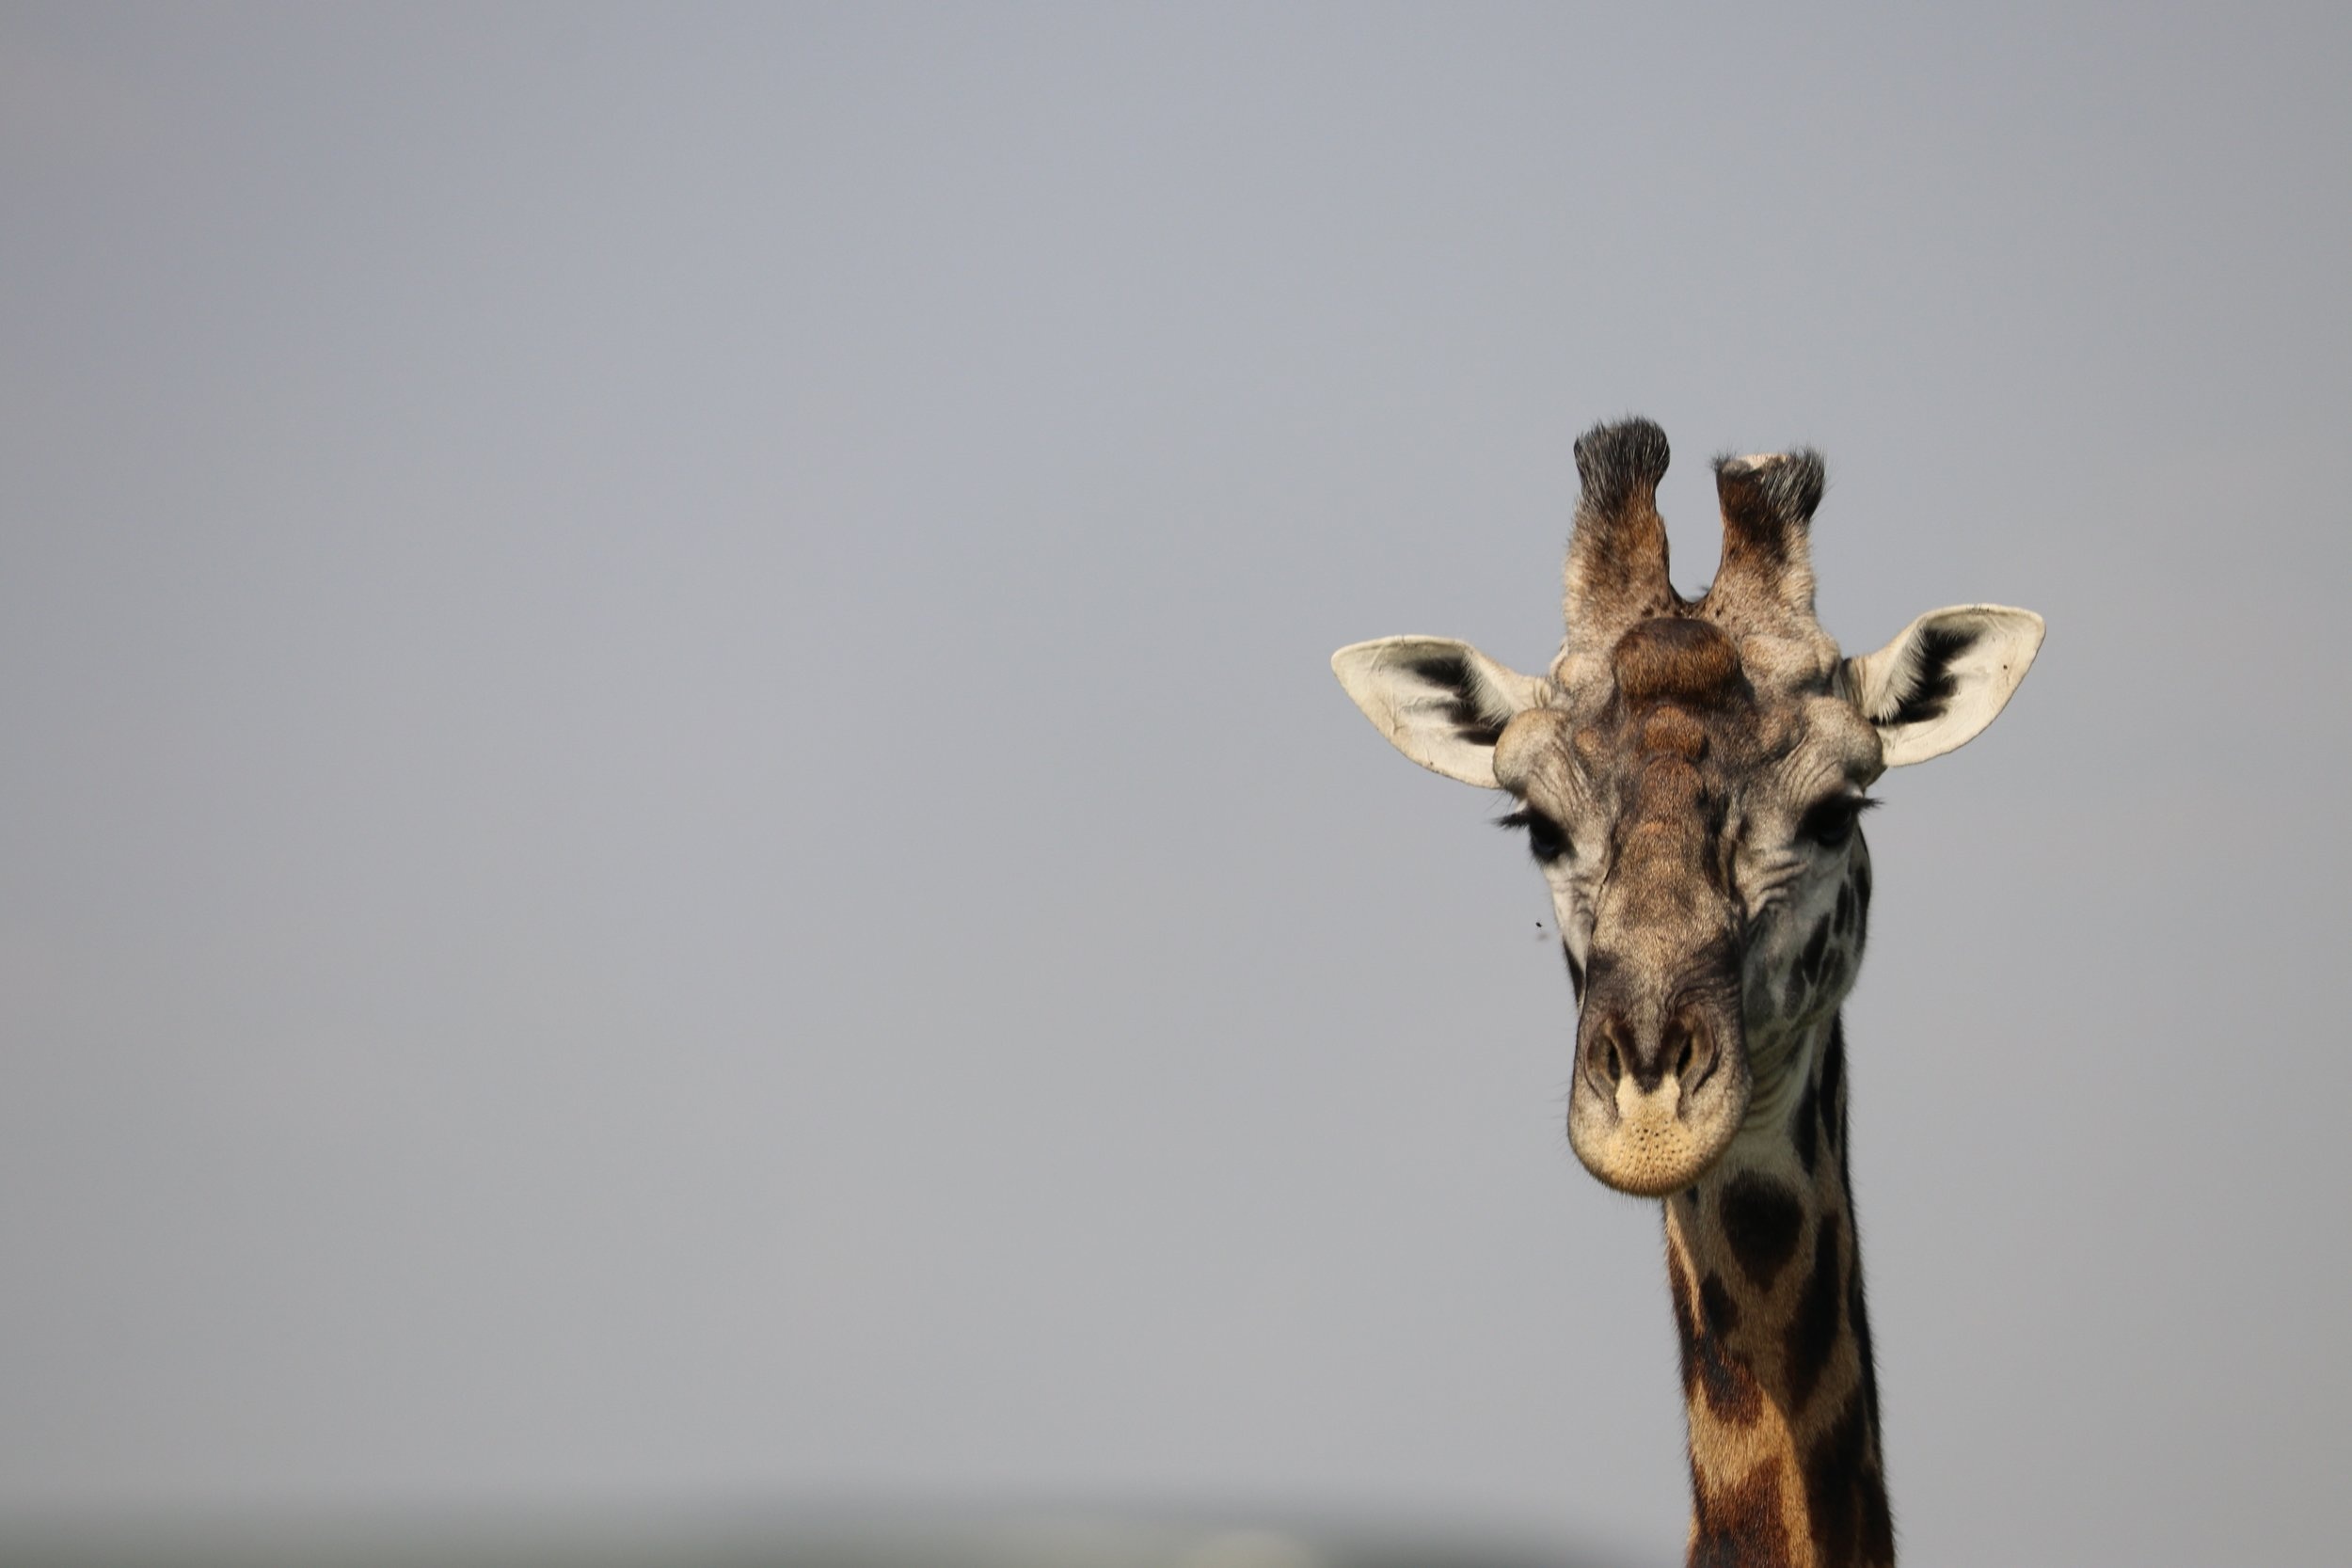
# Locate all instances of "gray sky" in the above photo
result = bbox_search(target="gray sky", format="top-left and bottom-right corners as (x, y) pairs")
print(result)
(3, 4), (2347, 1564)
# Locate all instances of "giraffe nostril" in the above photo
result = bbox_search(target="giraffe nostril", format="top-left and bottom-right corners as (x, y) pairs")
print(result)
(1679, 1019), (1722, 1096)
(1579, 1017), (1633, 1101)
(1674, 1031), (1694, 1081)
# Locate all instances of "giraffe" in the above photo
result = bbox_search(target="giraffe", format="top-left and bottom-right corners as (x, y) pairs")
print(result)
(1329, 418), (2042, 1568)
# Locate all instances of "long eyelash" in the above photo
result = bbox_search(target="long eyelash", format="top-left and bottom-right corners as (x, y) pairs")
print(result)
(1799, 794), (1881, 846)
(1496, 806), (1571, 863)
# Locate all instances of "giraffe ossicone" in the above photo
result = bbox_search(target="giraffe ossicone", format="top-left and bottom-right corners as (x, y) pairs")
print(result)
(1331, 417), (2042, 1568)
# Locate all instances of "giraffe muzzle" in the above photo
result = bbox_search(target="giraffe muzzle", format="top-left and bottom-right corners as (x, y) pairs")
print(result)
(1566, 973), (1750, 1196)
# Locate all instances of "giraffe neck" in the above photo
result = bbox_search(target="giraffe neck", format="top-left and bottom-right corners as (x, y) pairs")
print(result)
(1665, 1015), (1892, 1568)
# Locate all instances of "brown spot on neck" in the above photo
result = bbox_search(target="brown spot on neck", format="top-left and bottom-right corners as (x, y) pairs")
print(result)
(1691, 1454), (1795, 1568)
(1803, 1399), (1895, 1567)
(1717, 1173), (1804, 1290)
(1671, 1116), (1891, 1565)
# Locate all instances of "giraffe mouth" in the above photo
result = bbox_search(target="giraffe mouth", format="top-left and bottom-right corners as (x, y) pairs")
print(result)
(1565, 1022), (1751, 1196)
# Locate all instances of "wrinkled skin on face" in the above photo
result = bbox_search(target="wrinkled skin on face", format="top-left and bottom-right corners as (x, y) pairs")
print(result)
(1494, 616), (1883, 1195)
(1332, 419), (2043, 1568)
(1331, 417), (2042, 1197)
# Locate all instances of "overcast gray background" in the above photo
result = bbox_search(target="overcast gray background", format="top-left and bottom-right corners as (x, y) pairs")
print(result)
(4, 4), (2348, 1565)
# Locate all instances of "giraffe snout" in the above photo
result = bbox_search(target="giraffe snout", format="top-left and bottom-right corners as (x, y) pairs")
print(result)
(1567, 961), (1749, 1196)
(1579, 1006), (1722, 1100)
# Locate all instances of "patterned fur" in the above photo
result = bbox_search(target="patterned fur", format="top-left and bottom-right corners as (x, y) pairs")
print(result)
(1332, 418), (2043, 1567)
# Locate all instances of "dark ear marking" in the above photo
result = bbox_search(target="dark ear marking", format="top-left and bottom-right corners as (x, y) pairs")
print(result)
(1882, 622), (1980, 728)
(1406, 652), (1509, 746)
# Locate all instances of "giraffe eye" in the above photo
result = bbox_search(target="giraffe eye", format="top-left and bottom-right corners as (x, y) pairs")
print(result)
(1798, 795), (1875, 849)
(1499, 807), (1572, 863)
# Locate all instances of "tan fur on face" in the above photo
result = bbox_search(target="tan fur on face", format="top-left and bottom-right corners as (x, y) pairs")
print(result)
(1330, 420), (2043, 1568)
(1571, 1072), (1740, 1196)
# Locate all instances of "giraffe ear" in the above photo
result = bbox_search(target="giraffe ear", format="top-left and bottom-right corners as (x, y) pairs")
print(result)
(1330, 637), (1550, 788)
(1844, 605), (2044, 768)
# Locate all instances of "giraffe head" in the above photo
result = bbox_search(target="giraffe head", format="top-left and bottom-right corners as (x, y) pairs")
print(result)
(1334, 419), (2041, 1196)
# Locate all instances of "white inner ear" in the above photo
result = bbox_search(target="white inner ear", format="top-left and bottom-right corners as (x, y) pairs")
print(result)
(1330, 636), (1549, 788)
(1848, 605), (2044, 768)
